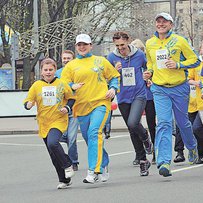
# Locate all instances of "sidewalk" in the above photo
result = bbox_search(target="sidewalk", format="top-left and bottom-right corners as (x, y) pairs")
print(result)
(0, 116), (148, 135)
(0, 116), (134, 135)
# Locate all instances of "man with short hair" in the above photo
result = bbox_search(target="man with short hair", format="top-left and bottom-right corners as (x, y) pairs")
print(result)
(143, 12), (201, 177)
(56, 50), (79, 171)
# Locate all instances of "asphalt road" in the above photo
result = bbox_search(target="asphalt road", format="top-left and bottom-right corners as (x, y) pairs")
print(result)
(0, 132), (203, 203)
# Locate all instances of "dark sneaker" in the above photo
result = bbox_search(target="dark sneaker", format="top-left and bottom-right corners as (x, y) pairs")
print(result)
(72, 163), (78, 171)
(133, 158), (140, 166)
(174, 151), (185, 163)
(188, 147), (198, 164)
(140, 159), (151, 176)
(143, 137), (153, 154)
(105, 133), (110, 139)
(196, 157), (203, 164)
(159, 164), (172, 177)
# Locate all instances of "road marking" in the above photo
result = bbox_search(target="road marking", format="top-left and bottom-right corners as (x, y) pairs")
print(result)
(0, 140), (203, 174)
(0, 142), (44, 147)
(0, 134), (36, 138)
(172, 164), (203, 173)
(109, 151), (133, 157)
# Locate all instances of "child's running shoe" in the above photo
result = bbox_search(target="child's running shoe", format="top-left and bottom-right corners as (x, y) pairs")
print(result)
(57, 178), (72, 189)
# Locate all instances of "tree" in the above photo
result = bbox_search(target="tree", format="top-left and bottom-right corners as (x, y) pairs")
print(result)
(1, 0), (150, 89)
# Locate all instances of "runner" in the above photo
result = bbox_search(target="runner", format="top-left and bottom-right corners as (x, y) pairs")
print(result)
(108, 31), (153, 176)
(143, 12), (200, 177)
(24, 58), (75, 189)
(61, 34), (120, 184)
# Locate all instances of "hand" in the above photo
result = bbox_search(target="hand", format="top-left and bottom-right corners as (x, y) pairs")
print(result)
(72, 83), (85, 90)
(194, 81), (201, 87)
(106, 88), (116, 99)
(60, 107), (68, 114)
(147, 79), (152, 87)
(114, 61), (122, 71)
(165, 58), (177, 69)
(27, 101), (34, 109)
(143, 71), (152, 81)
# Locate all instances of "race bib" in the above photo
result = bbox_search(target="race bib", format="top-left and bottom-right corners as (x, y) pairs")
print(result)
(190, 85), (196, 98)
(156, 49), (168, 69)
(122, 67), (135, 86)
(42, 86), (57, 106)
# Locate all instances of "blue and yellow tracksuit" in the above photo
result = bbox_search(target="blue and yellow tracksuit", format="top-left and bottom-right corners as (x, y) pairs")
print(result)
(61, 55), (120, 173)
(146, 31), (200, 167)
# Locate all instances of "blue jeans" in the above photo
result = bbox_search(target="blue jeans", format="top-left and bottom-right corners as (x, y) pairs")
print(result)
(118, 97), (148, 161)
(43, 128), (72, 183)
(151, 83), (197, 167)
(78, 106), (109, 173)
(62, 115), (79, 164)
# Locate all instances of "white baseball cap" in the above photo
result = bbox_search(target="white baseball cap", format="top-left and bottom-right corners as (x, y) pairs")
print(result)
(75, 34), (92, 45)
(155, 12), (173, 23)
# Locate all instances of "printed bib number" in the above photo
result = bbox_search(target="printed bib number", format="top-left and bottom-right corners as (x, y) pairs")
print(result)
(156, 49), (168, 69)
(122, 67), (135, 86)
(42, 86), (57, 106)
(190, 85), (196, 98)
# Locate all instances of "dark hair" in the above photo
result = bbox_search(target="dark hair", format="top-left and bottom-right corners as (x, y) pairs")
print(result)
(40, 58), (57, 70)
(61, 50), (75, 58)
(112, 31), (130, 41)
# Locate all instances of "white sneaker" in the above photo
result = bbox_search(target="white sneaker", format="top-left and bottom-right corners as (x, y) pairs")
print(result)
(83, 170), (101, 184)
(65, 166), (75, 178)
(57, 181), (72, 189)
(100, 166), (109, 182)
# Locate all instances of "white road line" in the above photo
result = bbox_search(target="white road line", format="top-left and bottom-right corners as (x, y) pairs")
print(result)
(0, 143), (44, 147)
(0, 140), (203, 174)
(109, 151), (133, 157)
(0, 134), (36, 138)
(172, 164), (203, 173)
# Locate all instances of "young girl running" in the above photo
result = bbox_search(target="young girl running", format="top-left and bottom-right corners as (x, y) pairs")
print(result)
(24, 58), (75, 189)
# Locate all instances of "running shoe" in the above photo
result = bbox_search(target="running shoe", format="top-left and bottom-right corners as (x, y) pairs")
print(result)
(188, 147), (198, 164)
(174, 151), (185, 163)
(57, 181), (72, 189)
(99, 166), (109, 182)
(140, 159), (151, 176)
(65, 166), (75, 178)
(83, 170), (101, 184)
(159, 164), (172, 177)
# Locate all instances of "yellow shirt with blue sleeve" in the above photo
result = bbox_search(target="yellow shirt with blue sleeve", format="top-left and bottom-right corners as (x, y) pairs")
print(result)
(24, 78), (73, 138)
(61, 55), (120, 117)
(188, 64), (203, 111)
(146, 31), (200, 87)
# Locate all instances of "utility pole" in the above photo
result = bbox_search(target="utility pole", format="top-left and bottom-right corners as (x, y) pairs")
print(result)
(170, 0), (176, 20)
(33, 0), (40, 80)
